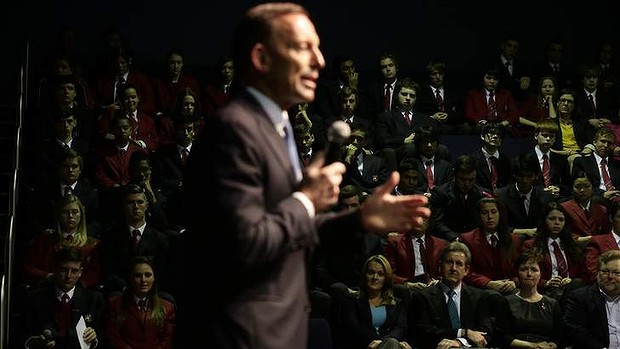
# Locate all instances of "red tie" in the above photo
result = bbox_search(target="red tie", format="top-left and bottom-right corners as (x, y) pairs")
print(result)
(489, 156), (498, 190)
(487, 92), (496, 119)
(132, 229), (141, 248)
(384, 84), (391, 111)
(542, 154), (551, 187)
(551, 241), (568, 277)
(425, 160), (434, 191)
(601, 158), (614, 190)
(115, 76), (126, 102)
(435, 89), (444, 111)
(403, 111), (412, 127)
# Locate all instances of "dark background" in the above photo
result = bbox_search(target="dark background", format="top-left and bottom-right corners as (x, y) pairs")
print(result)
(4, 0), (618, 97)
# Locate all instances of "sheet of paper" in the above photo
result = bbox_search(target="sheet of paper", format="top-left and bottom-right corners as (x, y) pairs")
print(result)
(76, 315), (88, 349)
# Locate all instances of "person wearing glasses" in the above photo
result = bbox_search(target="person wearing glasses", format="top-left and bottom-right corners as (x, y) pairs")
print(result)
(564, 249), (620, 349)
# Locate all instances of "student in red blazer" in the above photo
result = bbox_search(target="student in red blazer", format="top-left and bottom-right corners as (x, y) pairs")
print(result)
(459, 197), (521, 295)
(104, 256), (175, 349)
(520, 201), (589, 299)
(585, 202), (620, 283)
(384, 211), (447, 291)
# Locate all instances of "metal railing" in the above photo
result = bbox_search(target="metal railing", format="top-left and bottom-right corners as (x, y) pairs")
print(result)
(1, 40), (28, 349)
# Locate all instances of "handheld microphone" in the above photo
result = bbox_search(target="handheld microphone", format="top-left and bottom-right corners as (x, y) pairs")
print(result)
(42, 329), (53, 340)
(324, 120), (351, 165)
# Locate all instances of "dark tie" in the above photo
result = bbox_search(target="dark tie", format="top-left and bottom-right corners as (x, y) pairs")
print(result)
(505, 61), (512, 75)
(282, 111), (302, 182)
(223, 84), (230, 96)
(542, 154), (551, 187)
(487, 92), (497, 119)
(138, 299), (147, 311)
(435, 89), (444, 111)
(425, 160), (434, 191)
(551, 241), (568, 277)
(384, 84), (391, 111)
(490, 234), (499, 248)
(65, 234), (73, 243)
(63, 186), (73, 196)
(520, 195), (529, 216)
(489, 156), (498, 190)
(417, 238), (428, 278)
(588, 94), (596, 114)
(132, 229), (141, 248)
(61, 293), (70, 304)
(115, 76), (126, 102)
(181, 148), (189, 165)
(446, 290), (460, 330)
(601, 158), (614, 190)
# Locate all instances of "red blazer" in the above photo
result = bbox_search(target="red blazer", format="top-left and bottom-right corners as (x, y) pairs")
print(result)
(22, 232), (101, 289)
(384, 232), (447, 284)
(93, 141), (146, 189)
(93, 70), (156, 114)
(202, 83), (231, 117)
(585, 232), (620, 283)
(560, 199), (609, 238)
(97, 109), (161, 151)
(153, 74), (202, 115)
(521, 238), (590, 289)
(459, 228), (521, 288)
(104, 295), (175, 349)
(463, 87), (518, 126)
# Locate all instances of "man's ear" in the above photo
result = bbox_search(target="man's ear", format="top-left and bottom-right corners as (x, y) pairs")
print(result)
(251, 43), (270, 72)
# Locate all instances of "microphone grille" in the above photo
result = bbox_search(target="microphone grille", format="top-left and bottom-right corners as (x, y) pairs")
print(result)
(327, 120), (351, 144)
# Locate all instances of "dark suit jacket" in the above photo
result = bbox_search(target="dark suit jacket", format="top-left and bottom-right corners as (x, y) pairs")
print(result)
(175, 89), (367, 349)
(104, 293), (176, 349)
(416, 83), (465, 127)
(409, 283), (495, 349)
(470, 147), (512, 192)
(339, 295), (408, 349)
(429, 181), (492, 241)
(343, 152), (389, 192)
(375, 108), (438, 149)
(459, 228), (522, 288)
(384, 232), (447, 284)
(100, 223), (170, 293)
(33, 138), (90, 186)
(24, 283), (104, 349)
(523, 149), (572, 197)
(496, 183), (554, 230)
(572, 154), (620, 198)
(585, 233), (620, 283)
(564, 284), (610, 349)
(413, 157), (453, 191)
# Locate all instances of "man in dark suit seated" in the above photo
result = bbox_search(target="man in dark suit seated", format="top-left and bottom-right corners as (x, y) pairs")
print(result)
(408, 241), (498, 349)
(23, 246), (104, 349)
(564, 249), (620, 348)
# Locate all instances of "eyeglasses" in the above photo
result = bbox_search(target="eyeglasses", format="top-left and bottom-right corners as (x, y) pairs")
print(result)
(599, 269), (620, 277)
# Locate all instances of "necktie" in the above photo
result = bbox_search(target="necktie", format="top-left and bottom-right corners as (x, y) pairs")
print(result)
(551, 241), (568, 277)
(132, 229), (141, 248)
(403, 111), (412, 127)
(542, 154), (551, 187)
(223, 84), (229, 96)
(553, 64), (559, 74)
(490, 234), (499, 248)
(417, 238), (428, 277)
(435, 89), (444, 111)
(65, 234), (73, 243)
(446, 290), (460, 330)
(61, 293), (70, 304)
(138, 299), (147, 312)
(384, 84), (391, 111)
(181, 148), (189, 165)
(425, 160), (434, 191)
(601, 158), (614, 190)
(588, 94), (596, 114)
(521, 195), (529, 216)
(282, 111), (302, 183)
(489, 156), (498, 190)
(505, 61), (512, 75)
(63, 186), (73, 196)
(115, 76), (126, 102)
(487, 92), (496, 119)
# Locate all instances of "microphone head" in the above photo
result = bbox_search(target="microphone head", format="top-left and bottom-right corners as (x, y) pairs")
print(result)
(327, 120), (351, 145)
(42, 329), (52, 339)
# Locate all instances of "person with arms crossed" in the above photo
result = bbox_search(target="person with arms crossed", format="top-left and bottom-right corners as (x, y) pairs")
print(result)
(174, 3), (430, 349)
